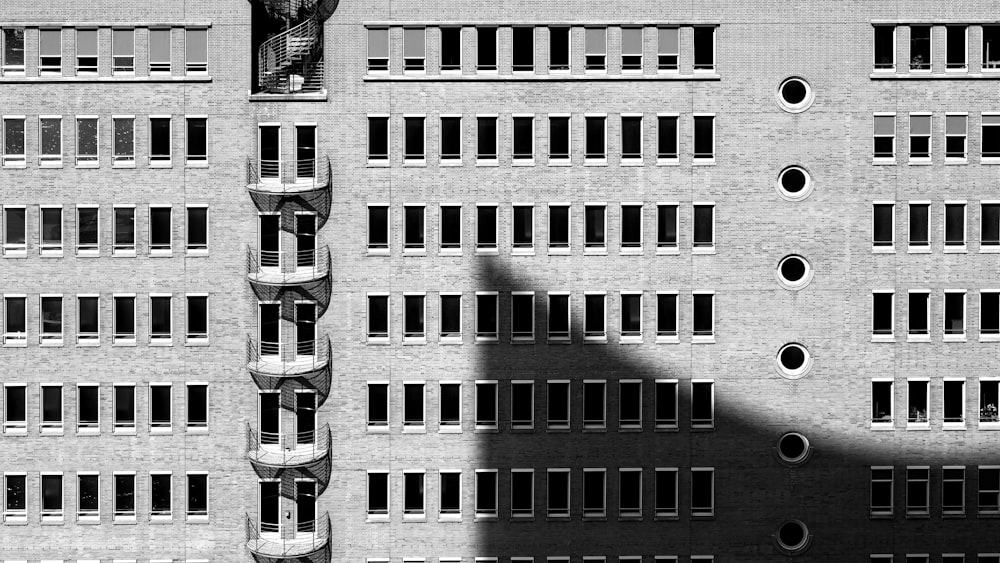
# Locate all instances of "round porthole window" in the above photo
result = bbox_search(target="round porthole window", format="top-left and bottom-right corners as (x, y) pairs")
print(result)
(776, 76), (815, 113)
(776, 166), (813, 201)
(775, 343), (812, 379)
(775, 520), (810, 554)
(776, 255), (813, 290)
(777, 432), (811, 465)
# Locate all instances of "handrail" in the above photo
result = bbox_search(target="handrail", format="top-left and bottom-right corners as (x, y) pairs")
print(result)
(247, 511), (331, 557)
(247, 333), (331, 376)
(259, 17), (319, 90)
(247, 156), (330, 192)
(247, 422), (331, 467)
(247, 245), (331, 285)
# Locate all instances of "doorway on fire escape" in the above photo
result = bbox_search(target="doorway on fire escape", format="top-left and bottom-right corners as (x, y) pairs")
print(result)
(259, 390), (280, 446)
(295, 302), (316, 359)
(295, 212), (316, 269)
(259, 302), (280, 358)
(258, 124), (281, 182)
(295, 390), (316, 446)
(296, 479), (317, 533)
(259, 213), (280, 271)
(259, 480), (280, 536)
(295, 124), (316, 182)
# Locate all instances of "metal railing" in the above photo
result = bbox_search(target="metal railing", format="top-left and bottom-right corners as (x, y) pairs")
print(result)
(247, 334), (331, 376)
(247, 156), (331, 192)
(247, 245), (330, 285)
(258, 17), (323, 94)
(247, 511), (330, 557)
(246, 422), (331, 467)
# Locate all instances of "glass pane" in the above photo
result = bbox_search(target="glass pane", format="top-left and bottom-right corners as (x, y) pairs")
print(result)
(874, 116), (895, 135)
(946, 115), (966, 135)
(39, 29), (60, 55)
(41, 118), (61, 156)
(368, 28), (388, 58)
(622, 28), (642, 54)
(77, 29), (97, 56)
(910, 115), (930, 135)
(114, 119), (134, 157)
(403, 28), (424, 58)
(113, 29), (134, 55)
(149, 29), (171, 62)
(585, 28), (606, 53)
(186, 29), (207, 62)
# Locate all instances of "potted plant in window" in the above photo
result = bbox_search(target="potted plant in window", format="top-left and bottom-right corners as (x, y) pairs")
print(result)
(981, 402), (999, 422)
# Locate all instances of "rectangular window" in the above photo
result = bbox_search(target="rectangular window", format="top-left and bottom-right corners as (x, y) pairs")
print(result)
(874, 26), (896, 70)
(549, 115), (570, 162)
(404, 116), (425, 162)
(403, 293), (425, 340)
(477, 116), (498, 161)
(979, 467), (1000, 515)
(440, 471), (461, 516)
(621, 116), (642, 162)
(984, 115), (1000, 160)
(871, 467), (894, 517)
(403, 28), (425, 72)
(150, 383), (172, 431)
(366, 205), (389, 252)
(906, 379), (929, 426)
(440, 116), (462, 162)
(947, 25), (968, 70)
(872, 380), (894, 425)
(440, 27), (461, 72)
(511, 292), (534, 341)
(40, 384), (62, 432)
(367, 116), (389, 162)
(511, 381), (534, 430)
(549, 27), (570, 71)
(476, 292), (498, 341)
(548, 204), (570, 251)
(584, 293), (606, 340)
(943, 379), (966, 426)
(584, 204), (606, 251)
(657, 115), (678, 161)
(403, 472), (426, 517)
(512, 205), (534, 251)
(908, 291), (928, 338)
(39, 29), (61, 75)
(656, 204), (678, 251)
(38, 206), (62, 255)
(439, 293), (462, 341)
(946, 114), (968, 160)
(185, 28), (208, 74)
(622, 27), (643, 71)
(41, 474), (63, 520)
(151, 473), (172, 518)
(981, 380), (999, 425)
(547, 381), (570, 430)
(77, 295), (100, 344)
(367, 28), (388, 72)
(439, 382), (461, 429)
(476, 204), (497, 251)
(186, 294), (208, 342)
(74, 205), (99, 255)
(585, 116), (607, 161)
(477, 27), (497, 72)
(1, 117), (24, 167)
(513, 27), (534, 72)
(3, 473), (26, 521)
(39, 116), (62, 166)
(621, 293), (642, 339)
(943, 467), (965, 516)
(692, 292), (715, 338)
(78, 473), (99, 520)
(690, 468), (714, 516)
(511, 469), (533, 517)
(693, 27), (715, 70)
(585, 28), (607, 71)
(403, 382), (425, 429)
(149, 28), (171, 74)
(910, 26), (931, 70)
(656, 293), (678, 340)
(437, 205), (462, 252)
(77, 384), (99, 433)
(872, 291), (894, 338)
(150, 295), (172, 343)
(40, 295), (62, 344)
(367, 294), (389, 340)
(367, 471), (388, 517)
(3, 296), (26, 346)
(403, 205), (424, 251)
(76, 29), (97, 74)
(693, 115), (715, 161)
(113, 206), (136, 254)
(657, 27), (679, 71)
(906, 467), (930, 516)
(654, 381), (679, 430)
(986, 25), (1000, 70)
(2, 28), (25, 75)
(548, 293), (570, 341)
(619, 468), (642, 517)
(655, 468), (678, 517)
(186, 383), (208, 430)
(513, 115), (534, 161)
(583, 469), (606, 517)
(945, 290), (967, 338)
(186, 473), (208, 519)
(366, 382), (388, 428)
(113, 116), (135, 166)
(76, 116), (99, 166)
(547, 469), (570, 517)
(909, 114), (931, 160)
(3, 384), (26, 433)
(475, 470), (497, 517)
(873, 202), (895, 249)
(186, 117), (207, 165)
(150, 117), (172, 165)
(874, 114), (896, 160)
(691, 381), (714, 429)
(583, 380), (606, 429)
(908, 202), (929, 248)
(475, 381), (498, 429)
(114, 385), (136, 432)
(983, 291), (1000, 338)
(112, 29), (135, 74)
(186, 207), (208, 253)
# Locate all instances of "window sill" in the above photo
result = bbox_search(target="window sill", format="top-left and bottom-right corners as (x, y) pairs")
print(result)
(76, 340), (101, 347)
(584, 336), (608, 344)
(512, 158), (535, 167)
(509, 515), (535, 522)
(548, 247), (571, 255)
(39, 427), (64, 436)
(186, 249), (209, 257)
(980, 245), (1000, 253)
(980, 334), (1000, 342)
(402, 515), (427, 522)
(942, 423), (966, 430)
(511, 425), (534, 432)
(582, 515), (608, 522)
(40, 517), (65, 525)
(77, 515), (100, 524)
(401, 426), (426, 434)
(185, 426), (209, 434)
(656, 158), (680, 166)
(113, 428), (137, 435)
(439, 159), (463, 167)
(2, 252), (27, 258)
(367, 337), (390, 345)
(656, 335), (680, 344)
(978, 422), (1000, 430)
(620, 158), (644, 166)
(439, 336), (463, 345)
(692, 335), (716, 344)
(908, 158), (932, 165)
(185, 161), (209, 169)
(3, 428), (27, 436)
(869, 423), (895, 430)
(906, 334), (930, 342)
(584, 248), (607, 255)
(546, 426), (571, 433)
(39, 161), (63, 168)
(547, 337), (571, 344)
(438, 425), (462, 434)
(474, 514), (499, 522)
(185, 338), (210, 347)
(511, 337), (535, 345)
(186, 515), (209, 524)
(76, 428), (101, 436)
(982, 158), (1000, 165)
(367, 160), (390, 168)
(402, 160), (427, 167)
(905, 423), (930, 430)
(618, 514), (643, 521)
(112, 162), (137, 169)
(149, 339), (174, 347)
(943, 334), (967, 342)
(402, 337), (427, 345)
(870, 335), (895, 343)
(905, 513), (931, 520)
(2, 162), (27, 169)
(367, 248), (390, 256)
(403, 249), (426, 256)
(548, 158), (571, 167)
(2, 341), (27, 348)
(113, 339), (138, 347)
(872, 246), (896, 254)
(475, 336), (499, 344)
(113, 250), (137, 257)
(656, 247), (680, 255)
(39, 339), (64, 347)
(943, 246), (968, 254)
(474, 426), (499, 433)
(366, 514), (390, 523)
(582, 426), (607, 433)
(618, 426), (642, 432)
(437, 515), (463, 522)
(907, 246), (931, 254)
(39, 250), (64, 258)
(149, 161), (173, 169)
(475, 159), (499, 167)
(620, 247), (643, 255)
(149, 514), (173, 523)
(619, 336), (643, 344)
(544, 515), (571, 522)
(945, 158), (968, 165)
(475, 247), (499, 255)
(366, 426), (390, 434)
(3, 516), (27, 525)
(149, 250), (173, 257)
(584, 158), (608, 167)
(149, 427), (173, 435)
(691, 247), (716, 255)
(511, 248), (535, 256)
(692, 158), (716, 166)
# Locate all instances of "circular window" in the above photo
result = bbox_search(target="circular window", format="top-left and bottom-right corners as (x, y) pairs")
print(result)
(776, 76), (815, 113)
(775, 343), (812, 379)
(776, 166), (813, 201)
(776, 255), (813, 290)
(776, 520), (810, 554)
(777, 432), (810, 464)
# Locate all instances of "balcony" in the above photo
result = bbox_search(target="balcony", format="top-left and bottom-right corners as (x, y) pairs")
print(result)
(247, 335), (331, 377)
(247, 511), (330, 558)
(247, 422), (331, 468)
(247, 246), (330, 286)
(247, 157), (330, 194)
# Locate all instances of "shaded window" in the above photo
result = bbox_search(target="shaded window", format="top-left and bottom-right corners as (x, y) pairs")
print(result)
(367, 28), (388, 71)
(149, 28), (171, 73)
(440, 116), (461, 160)
(619, 381), (641, 428)
(77, 29), (98, 74)
(584, 294), (606, 338)
(78, 474), (99, 518)
(3, 385), (26, 430)
(476, 293), (498, 340)
(690, 469), (714, 515)
(655, 469), (678, 516)
(440, 472), (461, 514)
(2, 28), (25, 73)
(657, 204), (678, 248)
(511, 382), (534, 428)
(622, 27), (643, 71)
(114, 385), (135, 430)
(548, 294), (570, 340)
(475, 471), (497, 516)
(873, 203), (894, 247)
(908, 292), (928, 335)
(908, 203), (928, 246)
(3, 296), (25, 344)
(368, 116), (388, 161)
(112, 29), (134, 73)
(38, 29), (61, 74)
(185, 28), (208, 74)
(77, 207), (99, 253)
(151, 474), (171, 516)
(945, 203), (966, 246)
(440, 295), (462, 338)
(187, 295), (208, 340)
(585, 116), (606, 159)
(547, 470), (569, 516)
(39, 207), (62, 252)
(549, 205), (570, 248)
(513, 206), (533, 248)
(440, 206), (461, 249)
(872, 292), (894, 336)
(2, 207), (25, 255)
(511, 470), (533, 516)
(657, 27), (680, 70)
(906, 380), (928, 424)
(404, 206), (424, 250)
(511, 293), (534, 340)
(943, 467), (965, 515)
(980, 467), (1000, 514)
(621, 294), (642, 336)
(477, 116), (497, 159)
(403, 28), (425, 71)
(440, 27), (461, 71)
(2, 117), (24, 166)
(691, 381), (714, 427)
(440, 383), (461, 426)
(909, 114), (930, 158)
(657, 294), (677, 337)
(40, 386), (62, 429)
(909, 26), (931, 70)
(549, 27), (570, 71)
(585, 205), (605, 248)
(693, 27), (715, 70)
(583, 381), (606, 428)
(513, 116), (534, 159)
(476, 205), (497, 249)
(870, 467), (894, 516)
(476, 382), (498, 427)
(41, 474), (63, 517)
(366, 383), (388, 427)
(982, 381), (1000, 423)
(367, 472), (388, 515)
(186, 207), (208, 252)
(513, 27), (534, 71)
(906, 467), (930, 515)
(404, 116), (424, 160)
(547, 382), (569, 428)
(77, 296), (99, 340)
(621, 116), (642, 160)
(874, 26), (895, 70)
(477, 27), (497, 71)
(693, 205), (714, 248)
(549, 116), (570, 160)
(582, 470), (606, 516)
(403, 383), (424, 426)
(621, 205), (642, 248)
(585, 28), (606, 71)
(150, 296), (172, 340)
(619, 469), (642, 517)
(946, 114), (967, 159)
(657, 115), (678, 159)
(946, 26), (967, 70)
(873, 115), (895, 159)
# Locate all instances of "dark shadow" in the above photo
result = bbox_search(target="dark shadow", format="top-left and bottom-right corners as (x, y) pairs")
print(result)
(250, 280), (333, 317)
(247, 189), (332, 228)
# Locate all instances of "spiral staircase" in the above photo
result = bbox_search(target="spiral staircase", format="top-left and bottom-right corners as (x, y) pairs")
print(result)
(253, 0), (338, 95)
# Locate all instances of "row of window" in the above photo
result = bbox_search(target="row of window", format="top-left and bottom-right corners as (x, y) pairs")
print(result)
(365, 467), (715, 521)
(872, 201), (1000, 252)
(1, 382), (209, 436)
(869, 379), (1000, 429)
(873, 24), (1000, 73)
(1, 294), (210, 347)
(366, 379), (713, 432)
(366, 291), (715, 344)
(368, 558), (714, 563)
(1, 115), (209, 168)
(367, 203), (714, 255)
(873, 557), (1000, 563)
(1, 471), (208, 525)
(870, 290), (1000, 342)
(366, 25), (716, 75)
(0, 560), (207, 563)
(0, 27), (208, 77)
(1, 205), (209, 257)
(367, 113), (714, 165)
(869, 466), (1000, 518)
(873, 112), (1000, 163)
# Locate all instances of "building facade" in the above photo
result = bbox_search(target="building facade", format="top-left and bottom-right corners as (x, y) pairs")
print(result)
(1, 0), (1000, 561)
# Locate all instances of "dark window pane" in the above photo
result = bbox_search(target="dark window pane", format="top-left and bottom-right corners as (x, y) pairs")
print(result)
(477, 472), (497, 511)
(186, 118), (207, 160)
(693, 27), (714, 69)
(513, 207), (533, 246)
(441, 207), (461, 248)
(549, 295), (569, 335)
(477, 295), (497, 335)
(585, 295), (604, 334)
(657, 294), (677, 335)
(476, 383), (497, 424)
(5, 386), (25, 422)
(78, 297), (99, 333)
(440, 384), (460, 423)
(691, 382), (713, 422)
(512, 294), (534, 337)
(150, 207), (171, 248)
(115, 386), (135, 424)
(368, 296), (388, 336)
(909, 204), (929, 245)
(621, 206), (641, 247)
(404, 384), (423, 424)
(655, 382), (677, 424)
(477, 117), (497, 158)
(150, 118), (171, 159)
(693, 116), (714, 157)
(693, 206), (713, 246)
(513, 117), (533, 158)
(658, 116), (677, 158)
(404, 207), (424, 248)
(368, 384), (388, 423)
(945, 205), (965, 245)
(549, 117), (569, 158)
(368, 117), (388, 159)
(549, 206), (569, 246)
(549, 27), (569, 70)
(872, 293), (893, 334)
(585, 206), (605, 246)
(151, 474), (171, 512)
(79, 386), (99, 424)
(621, 294), (641, 334)
(873, 205), (893, 245)
(477, 27), (496, 69)
(874, 26), (895, 68)
(188, 475), (207, 513)
(151, 385), (171, 426)
(440, 296), (461, 336)
(983, 293), (1000, 334)
(585, 117), (605, 158)
(368, 473), (387, 512)
(477, 206), (496, 247)
(658, 205), (677, 246)
(187, 385), (207, 425)
(621, 117), (641, 158)
(440, 117), (461, 159)
(511, 384), (533, 424)
(368, 207), (388, 248)
(79, 475), (99, 511)
(440, 473), (461, 512)
(440, 28), (461, 71)
(908, 293), (927, 334)
(187, 208), (208, 248)
(513, 27), (534, 71)
(984, 204), (1000, 245)
(404, 473), (424, 512)
(548, 382), (568, 423)
(404, 117), (424, 159)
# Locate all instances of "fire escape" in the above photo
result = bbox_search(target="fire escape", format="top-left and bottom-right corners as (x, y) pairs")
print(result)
(252, 0), (338, 96)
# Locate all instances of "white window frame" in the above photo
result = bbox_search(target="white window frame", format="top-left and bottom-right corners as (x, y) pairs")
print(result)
(438, 292), (463, 344)
(40, 472), (64, 522)
(945, 25), (969, 72)
(439, 26), (462, 74)
(945, 112), (969, 163)
(905, 377), (930, 429)
(475, 291), (499, 342)
(112, 205), (136, 256)
(439, 114), (462, 166)
(366, 381), (389, 431)
(185, 471), (209, 521)
(39, 205), (63, 256)
(906, 289), (930, 342)
(402, 381), (426, 432)
(656, 113), (681, 165)
(582, 379), (607, 430)
(547, 202), (571, 255)
(112, 28), (135, 75)
(366, 203), (390, 255)
(618, 468), (643, 518)
(548, 26), (571, 73)
(871, 289), (895, 342)
(2, 115), (26, 168)
(438, 380), (462, 432)
(584, 113), (608, 166)
(185, 293), (209, 344)
(76, 383), (100, 435)
(873, 112), (896, 164)
(438, 203), (462, 255)
(584, 27), (607, 73)
(872, 200), (895, 253)
(112, 382), (137, 435)
(510, 291), (535, 343)
(547, 113), (571, 166)
(77, 471), (100, 522)
(2, 204), (27, 257)
(476, 114), (499, 166)
(38, 115), (63, 167)
(365, 27), (389, 74)
(402, 113), (427, 166)
(149, 471), (173, 521)
(403, 203), (426, 254)
(148, 27), (172, 75)
(185, 204), (209, 255)
(871, 378), (895, 430)
(76, 294), (100, 346)
(112, 293), (137, 346)
(620, 27), (643, 73)
(983, 113), (1000, 164)
(619, 291), (643, 343)
(908, 112), (931, 164)
(583, 291), (607, 343)
(547, 291), (571, 343)
(692, 113), (716, 164)
(942, 466), (966, 516)
(870, 466), (894, 517)
(2, 294), (27, 347)
(547, 380), (571, 431)
(620, 114), (643, 165)
(402, 27), (426, 74)
(510, 468), (534, 517)
(943, 377), (967, 429)
(75, 115), (99, 167)
(366, 470), (390, 520)
(476, 26), (498, 74)
(3, 383), (27, 435)
(583, 202), (607, 254)
(184, 27), (209, 75)
(944, 289), (968, 342)
(76, 28), (98, 76)
(475, 203), (498, 254)
(656, 202), (679, 254)
(366, 292), (390, 343)
(149, 293), (174, 346)
(367, 113), (390, 166)
(691, 291), (716, 343)
(657, 26), (679, 72)
(149, 382), (173, 434)
(149, 115), (173, 168)
(402, 292), (427, 344)
(692, 202), (716, 254)
(511, 113), (536, 166)
(149, 203), (174, 256)
(907, 200), (931, 253)
(185, 382), (209, 432)
(546, 468), (570, 517)
(944, 200), (968, 252)
(873, 25), (897, 72)
(39, 383), (63, 434)
(655, 289), (679, 340)
(184, 115), (208, 167)
(112, 115), (136, 168)
(3, 471), (27, 523)
(692, 26), (716, 72)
